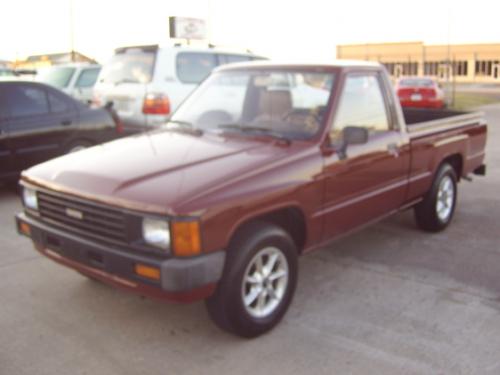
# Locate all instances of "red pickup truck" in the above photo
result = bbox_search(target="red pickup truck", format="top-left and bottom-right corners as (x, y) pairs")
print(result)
(16, 61), (487, 337)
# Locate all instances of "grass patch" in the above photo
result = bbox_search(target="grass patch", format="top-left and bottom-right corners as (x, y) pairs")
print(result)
(449, 92), (500, 110)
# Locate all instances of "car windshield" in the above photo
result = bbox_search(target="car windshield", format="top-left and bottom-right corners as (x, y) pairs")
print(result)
(36, 67), (76, 88)
(399, 78), (434, 88)
(99, 49), (155, 84)
(170, 69), (335, 140)
(0, 69), (16, 77)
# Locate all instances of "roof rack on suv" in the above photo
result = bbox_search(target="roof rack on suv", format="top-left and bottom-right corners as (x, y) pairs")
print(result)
(115, 45), (159, 54)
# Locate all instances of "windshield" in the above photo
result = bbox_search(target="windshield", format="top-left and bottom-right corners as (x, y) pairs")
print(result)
(99, 49), (155, 84)
(399, 78), (434, 87)
(37, 67), (76, 88)
(0, 69), (16, 77)
(171, 70), (335, 140)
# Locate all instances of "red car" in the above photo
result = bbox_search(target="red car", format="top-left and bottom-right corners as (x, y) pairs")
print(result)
(395, 77), (445, 108)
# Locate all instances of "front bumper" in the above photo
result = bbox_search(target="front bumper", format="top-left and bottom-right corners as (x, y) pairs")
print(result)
(16, 212), (225, 303)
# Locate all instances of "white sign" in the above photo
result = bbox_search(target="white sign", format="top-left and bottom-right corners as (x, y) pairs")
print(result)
(169, 17), (207, 40)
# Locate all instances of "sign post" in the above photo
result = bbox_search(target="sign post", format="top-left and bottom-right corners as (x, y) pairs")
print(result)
(169, 17), (207, 43)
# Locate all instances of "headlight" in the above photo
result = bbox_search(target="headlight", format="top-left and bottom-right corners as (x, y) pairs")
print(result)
(142, 217), (170, 250)
(23, 188), (38, 210)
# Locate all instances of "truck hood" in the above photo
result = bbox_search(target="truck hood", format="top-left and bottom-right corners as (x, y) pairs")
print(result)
(24, 130), (293, 214)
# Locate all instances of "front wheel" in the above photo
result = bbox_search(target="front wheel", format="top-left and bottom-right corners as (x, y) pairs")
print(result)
(206, 222), (298, 338)
(414, 163), (457, 232)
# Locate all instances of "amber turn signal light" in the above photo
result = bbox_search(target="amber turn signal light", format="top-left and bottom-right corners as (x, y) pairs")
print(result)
(134, 264), (161, 281)
(19, 222), (31, 237)
(172, 221), (201, 257)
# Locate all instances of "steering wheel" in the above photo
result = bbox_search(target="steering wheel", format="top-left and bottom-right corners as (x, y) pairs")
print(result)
(281, 109), (321, 132)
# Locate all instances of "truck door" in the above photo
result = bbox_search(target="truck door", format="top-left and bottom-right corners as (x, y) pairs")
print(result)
(321, 72), (410, 240)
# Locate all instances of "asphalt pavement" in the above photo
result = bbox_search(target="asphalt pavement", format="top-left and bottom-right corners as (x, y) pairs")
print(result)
(1, 104), (500, 375)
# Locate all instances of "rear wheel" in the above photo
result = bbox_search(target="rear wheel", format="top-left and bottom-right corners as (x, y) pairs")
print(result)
(206, 222), (298, 338)
(414, 163), (457, 232)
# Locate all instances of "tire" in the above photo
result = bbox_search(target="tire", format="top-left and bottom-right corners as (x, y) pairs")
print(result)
(206, 221), (298, 338)
(414, 163), (458, 232)
(67, 141), (92, 154)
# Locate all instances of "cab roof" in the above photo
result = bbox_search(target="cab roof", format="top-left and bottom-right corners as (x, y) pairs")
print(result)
(214, 59), (382, 72)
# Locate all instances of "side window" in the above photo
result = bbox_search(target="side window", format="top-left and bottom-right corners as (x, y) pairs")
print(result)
(331, 74), (390, 138)
(0, 87), (9, 120)
(48, 90), (71, 113)
(7, 85), (49, 117)
(176, 52), (217, 84)
(75, 68), (100, 88)
(218, 54), (251, 65)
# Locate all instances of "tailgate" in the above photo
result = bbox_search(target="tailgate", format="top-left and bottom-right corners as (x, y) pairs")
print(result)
(94, 45), (158, 128)
(94, 82), (147, 128)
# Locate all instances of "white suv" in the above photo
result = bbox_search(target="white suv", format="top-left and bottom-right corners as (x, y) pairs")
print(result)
(93, 44), (264, 131)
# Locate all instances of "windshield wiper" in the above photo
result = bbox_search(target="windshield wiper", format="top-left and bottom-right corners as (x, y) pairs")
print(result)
(166, 120), (203, 136)
(218, 123), (291, 144)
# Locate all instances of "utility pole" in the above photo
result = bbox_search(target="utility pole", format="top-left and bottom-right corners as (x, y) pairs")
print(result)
(207, 0), (213, 44)
(69, 0), (76, 62)
(446, 4), (455, 107)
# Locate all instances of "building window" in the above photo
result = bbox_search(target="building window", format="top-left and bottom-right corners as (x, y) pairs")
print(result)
(475, 60), (499, 76)
(453, 61), (468, 76)
(399, 62), (418, 76)
(424, 61), (441, 76)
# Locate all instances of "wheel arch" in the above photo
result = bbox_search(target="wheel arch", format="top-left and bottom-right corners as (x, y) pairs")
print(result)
(226, 205), (307, 255)
(440, 153), (463, 181)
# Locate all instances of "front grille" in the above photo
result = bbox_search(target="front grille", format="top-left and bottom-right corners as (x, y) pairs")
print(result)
(37, 191), (128, 244)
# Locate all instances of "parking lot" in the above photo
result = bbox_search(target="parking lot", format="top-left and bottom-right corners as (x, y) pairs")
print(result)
(1, 103), (499, 375)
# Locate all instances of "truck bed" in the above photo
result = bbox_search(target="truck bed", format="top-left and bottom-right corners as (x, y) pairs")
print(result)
(403, 108), (484, 137)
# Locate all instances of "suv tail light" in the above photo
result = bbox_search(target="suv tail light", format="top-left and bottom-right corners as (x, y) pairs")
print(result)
(142, 93), (170, 115)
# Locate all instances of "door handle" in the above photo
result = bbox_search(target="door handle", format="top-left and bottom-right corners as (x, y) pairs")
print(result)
(387, 143), (400, 157)
(61, 119), (72, 126)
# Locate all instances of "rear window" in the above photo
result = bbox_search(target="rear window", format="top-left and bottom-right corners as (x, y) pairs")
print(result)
(99, 48), (156, 84)
(176, 52), (217, 84)
(37, 67), (76, 88)
(48, 90), (71, 113)
(399, 79), (434, 88)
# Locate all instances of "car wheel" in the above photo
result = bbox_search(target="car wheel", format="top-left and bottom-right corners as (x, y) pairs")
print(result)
(205, 221), (298, 338)
(414, 163), (457, 232)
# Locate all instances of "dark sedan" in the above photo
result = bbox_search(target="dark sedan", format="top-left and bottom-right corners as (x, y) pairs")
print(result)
(0, 80), (123, 183)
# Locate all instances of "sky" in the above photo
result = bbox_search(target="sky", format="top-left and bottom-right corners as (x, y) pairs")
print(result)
(2, 0), (500, 63)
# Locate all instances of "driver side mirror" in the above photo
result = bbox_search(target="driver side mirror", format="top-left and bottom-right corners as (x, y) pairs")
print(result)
(336, 126), (369, 160)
